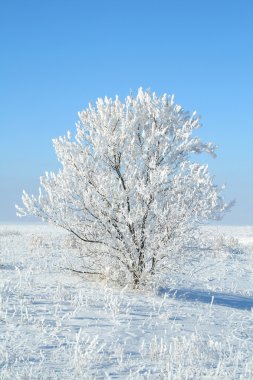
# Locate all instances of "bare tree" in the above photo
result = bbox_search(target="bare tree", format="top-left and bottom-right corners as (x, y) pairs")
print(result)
(16, 89), (232, 286)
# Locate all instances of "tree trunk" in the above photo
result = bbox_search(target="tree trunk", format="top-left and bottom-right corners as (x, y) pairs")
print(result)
(133, 271), (141, 288)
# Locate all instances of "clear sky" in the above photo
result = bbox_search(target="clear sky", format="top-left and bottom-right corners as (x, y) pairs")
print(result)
(1, 0), (253, 224)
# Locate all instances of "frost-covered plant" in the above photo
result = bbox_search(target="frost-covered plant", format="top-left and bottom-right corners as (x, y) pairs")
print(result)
(16, 88), (232, 286)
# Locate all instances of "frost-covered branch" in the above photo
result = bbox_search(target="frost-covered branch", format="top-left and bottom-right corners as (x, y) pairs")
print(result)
(16, 88), (233, 286)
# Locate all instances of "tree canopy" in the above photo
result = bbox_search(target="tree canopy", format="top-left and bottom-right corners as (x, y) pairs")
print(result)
(17, 88), (231, 286)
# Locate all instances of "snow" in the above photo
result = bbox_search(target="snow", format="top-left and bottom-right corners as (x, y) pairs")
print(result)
(1, 224), (253, 379)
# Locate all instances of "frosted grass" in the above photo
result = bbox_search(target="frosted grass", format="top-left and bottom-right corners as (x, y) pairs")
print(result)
(0, 225), (253, 379)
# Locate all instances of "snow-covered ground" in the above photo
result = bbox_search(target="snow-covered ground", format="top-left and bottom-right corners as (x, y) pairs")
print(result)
(0, 224), (253, 379)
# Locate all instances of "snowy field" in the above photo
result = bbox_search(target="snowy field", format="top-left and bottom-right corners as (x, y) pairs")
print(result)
(0, 224), (253, 379)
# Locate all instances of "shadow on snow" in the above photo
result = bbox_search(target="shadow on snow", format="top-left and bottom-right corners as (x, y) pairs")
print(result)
(158, 287), (253, 311)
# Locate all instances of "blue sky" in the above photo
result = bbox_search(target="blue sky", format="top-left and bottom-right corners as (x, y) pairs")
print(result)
(1, 0), (253, 224)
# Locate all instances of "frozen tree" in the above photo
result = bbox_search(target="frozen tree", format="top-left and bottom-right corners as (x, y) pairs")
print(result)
(16, 88), (232, 286)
